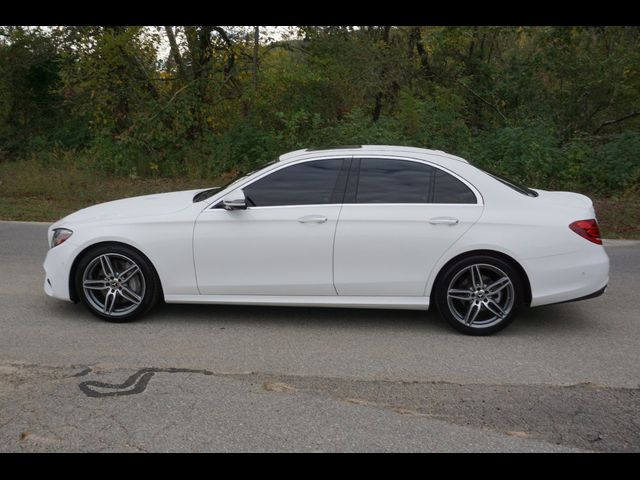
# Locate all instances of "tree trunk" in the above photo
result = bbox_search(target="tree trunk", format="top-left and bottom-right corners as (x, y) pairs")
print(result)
(252, 26), (260, 94)
(164, 26), (186, 79)
(372, 26), (392, 123)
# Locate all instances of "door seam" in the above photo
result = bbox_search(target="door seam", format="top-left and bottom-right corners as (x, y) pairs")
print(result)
(331, 156), (353, 295)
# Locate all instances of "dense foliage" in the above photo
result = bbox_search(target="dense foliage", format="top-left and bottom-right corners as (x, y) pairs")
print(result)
(1, 26), (639, 196)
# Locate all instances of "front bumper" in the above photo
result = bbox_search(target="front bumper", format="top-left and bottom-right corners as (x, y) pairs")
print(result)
(43, 239), (78, 302)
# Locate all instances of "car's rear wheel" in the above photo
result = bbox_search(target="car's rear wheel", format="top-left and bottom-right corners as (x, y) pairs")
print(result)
(434, 255), (525, 335)
(75, 244), (161, 322)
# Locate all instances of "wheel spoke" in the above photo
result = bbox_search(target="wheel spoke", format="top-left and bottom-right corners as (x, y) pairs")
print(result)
(448, 288), (473, 301)
(484, 299), (506, 319)
(83, 279), (108, 290)
(104, 289), (118, 314)
(487, 276), (511, 295)
(470, 265), (482, 289)
(119, 264), (140, 283)
(446, 263), (516, 328)
(464, 302), (482, 326)
(100, 255), (116, 278)
(83, 252), (146, 318)
(120, 286), (142, 305)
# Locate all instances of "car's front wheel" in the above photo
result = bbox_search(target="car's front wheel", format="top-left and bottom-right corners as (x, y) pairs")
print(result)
(74, 244), (161, 322)
(434, 255), (525, 335)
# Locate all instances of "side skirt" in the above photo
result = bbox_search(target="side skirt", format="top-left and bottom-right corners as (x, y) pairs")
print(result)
(163, 294), (430, 310)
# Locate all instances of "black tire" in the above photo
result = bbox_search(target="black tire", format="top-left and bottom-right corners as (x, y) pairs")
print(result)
(74, 244), (162, 323)
(434, 255), (525, 336)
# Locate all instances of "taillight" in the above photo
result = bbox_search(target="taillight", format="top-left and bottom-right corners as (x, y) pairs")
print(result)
(569, 219), (602, 245)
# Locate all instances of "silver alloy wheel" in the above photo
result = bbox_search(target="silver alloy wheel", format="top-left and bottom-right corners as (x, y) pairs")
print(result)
(82, 253), (146, 317)
(446, 263), (515, 329)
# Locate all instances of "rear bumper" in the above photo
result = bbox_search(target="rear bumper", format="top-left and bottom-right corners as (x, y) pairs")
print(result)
(525, 246), (610, 307)
(549, 284), (607, 305)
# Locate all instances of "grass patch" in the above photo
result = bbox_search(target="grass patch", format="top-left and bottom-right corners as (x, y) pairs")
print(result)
(594, 196), (640, 240)
(1, 158), (639, 239)
(0, 158), (218, 222)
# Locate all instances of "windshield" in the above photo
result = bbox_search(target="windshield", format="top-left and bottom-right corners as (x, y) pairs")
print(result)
(479, 168), (539, 197)
(192, 159), (278, 203)
(192, 188), (221, 202)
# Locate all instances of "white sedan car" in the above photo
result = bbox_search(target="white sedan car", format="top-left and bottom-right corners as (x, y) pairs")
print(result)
(43, 145), (609, 335)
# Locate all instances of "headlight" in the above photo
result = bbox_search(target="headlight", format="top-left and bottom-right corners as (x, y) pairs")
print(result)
(51, 228), (73, 248)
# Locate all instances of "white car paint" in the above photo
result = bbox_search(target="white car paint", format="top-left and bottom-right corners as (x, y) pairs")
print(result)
(43, 145), (610, 312)
(193, 204), (341, 295)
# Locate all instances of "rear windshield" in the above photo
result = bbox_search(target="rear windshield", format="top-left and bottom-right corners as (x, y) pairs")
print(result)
(480, 168), (539, 197)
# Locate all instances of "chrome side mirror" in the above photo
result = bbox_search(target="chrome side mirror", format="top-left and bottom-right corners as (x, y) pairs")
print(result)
(222, 189), (247, 210)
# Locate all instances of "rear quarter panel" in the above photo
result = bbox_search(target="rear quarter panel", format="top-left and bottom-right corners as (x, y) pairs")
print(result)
(422, 169), (609, 305)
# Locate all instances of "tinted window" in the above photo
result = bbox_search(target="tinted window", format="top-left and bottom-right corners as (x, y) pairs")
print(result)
(243, 159), (344, 207)
(433, 169), (477, 203)
(355, 158), (435, 203)
(480, 168), (538, 197)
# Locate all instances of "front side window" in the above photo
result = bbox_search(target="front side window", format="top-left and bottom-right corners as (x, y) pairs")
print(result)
(243, 159), (344, 207)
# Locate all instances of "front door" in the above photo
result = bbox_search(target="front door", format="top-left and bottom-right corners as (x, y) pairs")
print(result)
(193, 158), (347, 296)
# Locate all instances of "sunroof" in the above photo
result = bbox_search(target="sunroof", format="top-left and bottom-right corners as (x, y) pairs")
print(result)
(306, 145), (362, 151)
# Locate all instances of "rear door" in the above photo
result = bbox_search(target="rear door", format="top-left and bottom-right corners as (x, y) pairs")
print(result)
(333, 157), (483, 296)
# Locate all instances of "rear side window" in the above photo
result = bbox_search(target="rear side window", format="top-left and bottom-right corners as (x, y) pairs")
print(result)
(352, 158), (477, 204)
(433, 169), (477, 204)
(243, 159), (344, 207)
(355, 158), (434, 203)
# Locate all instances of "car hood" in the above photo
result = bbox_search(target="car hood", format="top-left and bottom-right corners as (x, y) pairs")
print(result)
(57, 189), (207, 226)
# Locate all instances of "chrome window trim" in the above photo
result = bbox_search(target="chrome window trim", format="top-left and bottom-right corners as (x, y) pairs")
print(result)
(207, 153), (484, 210)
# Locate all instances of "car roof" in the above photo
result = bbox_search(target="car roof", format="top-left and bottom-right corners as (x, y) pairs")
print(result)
(278, 145), (470, 164)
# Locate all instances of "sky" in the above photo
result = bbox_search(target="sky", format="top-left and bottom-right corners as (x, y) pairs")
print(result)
(154, 26), (297, 60)
(6, 26), (298, 60)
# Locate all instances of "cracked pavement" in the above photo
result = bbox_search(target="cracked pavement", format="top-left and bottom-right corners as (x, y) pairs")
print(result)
(0, 221), (639, 452)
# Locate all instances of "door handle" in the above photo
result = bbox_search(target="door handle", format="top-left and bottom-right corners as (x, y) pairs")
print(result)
(298, 215), (328, 224)
(429, 217), (459, 225)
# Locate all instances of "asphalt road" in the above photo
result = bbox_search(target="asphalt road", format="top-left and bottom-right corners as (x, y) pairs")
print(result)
(1, 220), (639, 452)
